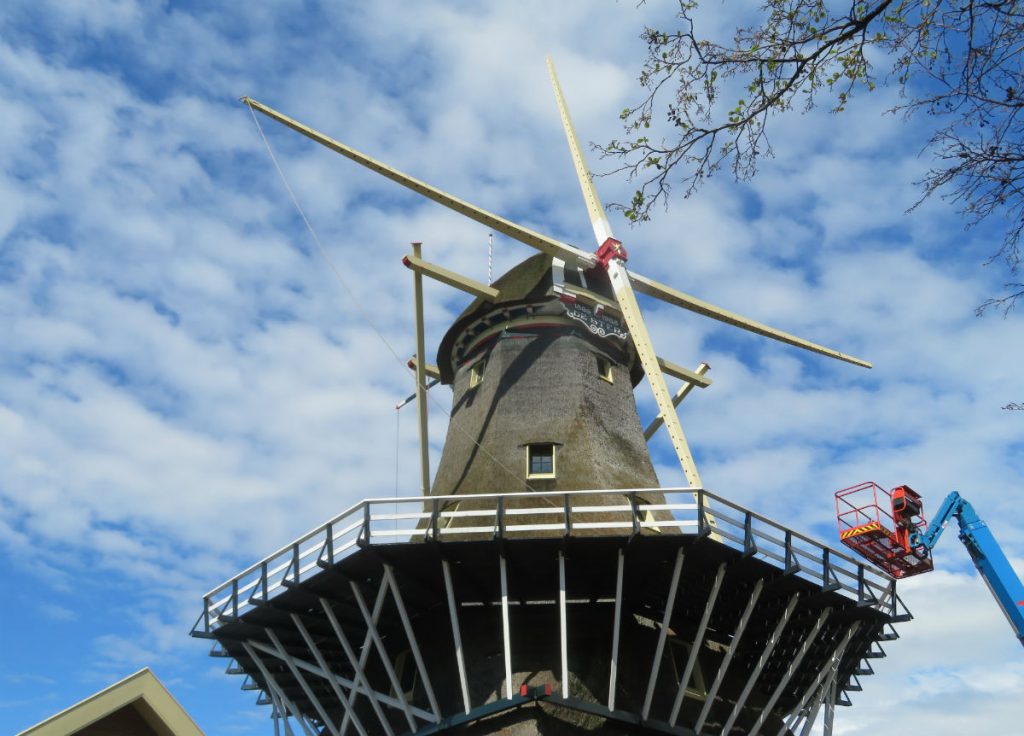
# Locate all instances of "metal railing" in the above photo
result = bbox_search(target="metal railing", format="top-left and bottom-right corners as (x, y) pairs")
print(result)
(193, 487), (905, 636)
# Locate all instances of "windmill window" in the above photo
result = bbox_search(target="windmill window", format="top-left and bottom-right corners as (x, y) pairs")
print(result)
(469, 359), (486, 388)
(527, 443), (556, 478)
(597, 355), (614, 383)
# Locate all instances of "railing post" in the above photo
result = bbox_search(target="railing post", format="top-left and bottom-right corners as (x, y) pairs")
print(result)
(785, 530), (799, 575)
(629, 491), (640, 538)
(888, 581), (900, 619)
(362, 502), (372, 546)
(697, 488), (706, 538)
(261, 561), (269, 602)
(857, 564), (875, 607)
(822, 548), (839, 592)
(323, 522), (335, 567)
(496, 496), (506, 540)
(203, 596), (211, 633)
(743, 511), (756, 557)
(563, 493), (572, 538)
(429, 497), (440, 542)
(231, 579), (239, 620)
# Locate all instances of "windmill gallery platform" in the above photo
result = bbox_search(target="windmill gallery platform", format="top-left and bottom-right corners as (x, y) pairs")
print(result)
(193, 60), (909, 735)
(191, 488), (908, 736)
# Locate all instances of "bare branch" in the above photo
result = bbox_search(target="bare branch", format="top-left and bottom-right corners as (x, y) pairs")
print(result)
(607, 0), (1024, 310)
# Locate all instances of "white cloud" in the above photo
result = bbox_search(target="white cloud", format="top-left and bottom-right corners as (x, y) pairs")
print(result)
(0, 2), (1021, 735)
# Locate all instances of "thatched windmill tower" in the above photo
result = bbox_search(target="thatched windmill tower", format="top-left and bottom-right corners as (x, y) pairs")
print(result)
(192, 60), (911, 736)
(428, 253), (663, 521)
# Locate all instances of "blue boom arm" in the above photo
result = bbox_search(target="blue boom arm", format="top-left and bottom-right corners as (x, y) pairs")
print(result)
(910, 492), (1024, 647)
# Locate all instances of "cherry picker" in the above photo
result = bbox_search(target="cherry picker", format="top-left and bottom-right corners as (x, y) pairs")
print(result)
(836, 483), (1024, 647)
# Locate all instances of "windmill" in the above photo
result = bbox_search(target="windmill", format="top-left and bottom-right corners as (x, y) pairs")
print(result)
(193, 60), (909, 736)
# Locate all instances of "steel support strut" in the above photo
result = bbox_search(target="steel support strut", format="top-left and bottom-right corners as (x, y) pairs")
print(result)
(339, 581), (394, 736)
(779, 622), (860, 736)
(694, 578), (764, 732)
(749, 609), (832, 736)
(720, 592), (800, 736)
(442, 559), (472, 714)
(265, 628), (342, 736)
(243, 643), (317, 736)
(291, 613), (370, 736)
(500, 553), (514, 699)
(349, 580), (418, 731)
(559, 551), (570, 699)
(642, 547), (685, 720)
(608, 548), (625, 711)
(384, 565), (442, 721)
(669, 563), (726, 726)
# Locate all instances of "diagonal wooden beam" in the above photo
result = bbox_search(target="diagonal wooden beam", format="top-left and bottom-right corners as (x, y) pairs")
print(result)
(657, 357), (713, 388)
(546, 56), (613, 245)
(244, 96), (871, 370)
(629, 272), (872, 369)
(406, 356), (441, 380)
(644, 362), (710, 441)
(243, 97), (597, 270)
(403, 252), (501, 301)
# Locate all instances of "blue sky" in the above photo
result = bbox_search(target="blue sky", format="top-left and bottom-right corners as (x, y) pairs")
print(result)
(1, 1), (1022, 734)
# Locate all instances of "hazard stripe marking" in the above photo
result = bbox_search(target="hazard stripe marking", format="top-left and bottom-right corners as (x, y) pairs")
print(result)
(840, 522), (882, 540)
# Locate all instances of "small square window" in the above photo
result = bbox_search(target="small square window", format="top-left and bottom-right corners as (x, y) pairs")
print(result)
(527, 443), (556, 478)
(596, 355), (614, 384)
(469, 360), (486, 388)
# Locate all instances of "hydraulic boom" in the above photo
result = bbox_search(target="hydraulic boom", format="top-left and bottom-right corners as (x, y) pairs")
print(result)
(906, 492), (1024, 647)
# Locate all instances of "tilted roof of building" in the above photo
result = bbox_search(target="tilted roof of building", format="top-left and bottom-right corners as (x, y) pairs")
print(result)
(17, 667), (204, 736)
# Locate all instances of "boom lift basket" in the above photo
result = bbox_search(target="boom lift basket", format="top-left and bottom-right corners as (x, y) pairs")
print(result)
(835, 482), (934, 578)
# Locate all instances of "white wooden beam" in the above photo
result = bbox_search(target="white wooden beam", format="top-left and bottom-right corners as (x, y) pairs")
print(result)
(403, 252), (501, 301)
(411, 243), (431, 497)
(644, 362), (711, 441)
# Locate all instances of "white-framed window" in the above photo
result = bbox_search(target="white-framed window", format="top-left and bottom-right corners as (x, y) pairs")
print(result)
(526, 443), (556, 478)
(597, 355), (614, 383)
(667, 638), (707, 700)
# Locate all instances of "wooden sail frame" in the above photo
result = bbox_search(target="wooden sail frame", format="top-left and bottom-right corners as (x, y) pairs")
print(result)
(241, 61), (871, 487)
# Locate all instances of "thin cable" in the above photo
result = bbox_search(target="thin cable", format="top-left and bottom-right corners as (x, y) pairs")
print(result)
(247, 104), (536, 492)
(248, 104), (403, 365)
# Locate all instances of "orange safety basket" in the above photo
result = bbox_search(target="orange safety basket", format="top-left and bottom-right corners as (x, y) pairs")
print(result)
(835, 482), (934, 578)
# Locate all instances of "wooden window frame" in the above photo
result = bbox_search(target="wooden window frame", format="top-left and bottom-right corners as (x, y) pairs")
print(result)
(469, 359), (486, 388)
(526, 443), (557, 479)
